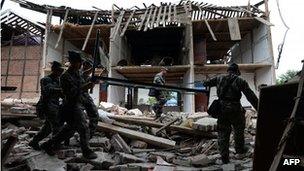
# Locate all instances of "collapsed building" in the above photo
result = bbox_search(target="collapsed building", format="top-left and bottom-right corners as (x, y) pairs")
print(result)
(3, 0), (276, 114)
(1, 1), (304, 171)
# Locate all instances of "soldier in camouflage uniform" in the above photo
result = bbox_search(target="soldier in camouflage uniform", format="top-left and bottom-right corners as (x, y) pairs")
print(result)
(81, 60), (99, 138)
(152, 67), (168, 119)
(41, 51), (97, 159)
(29, 61), (64, 150)
(203, 63), (258, 164)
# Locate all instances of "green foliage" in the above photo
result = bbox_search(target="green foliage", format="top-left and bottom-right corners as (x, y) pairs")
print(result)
(147, 97), (157, 105)
(276, 70), (298, 85)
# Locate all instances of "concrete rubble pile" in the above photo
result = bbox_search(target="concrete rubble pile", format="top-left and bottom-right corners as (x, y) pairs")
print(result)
(1, 100), (257, 171)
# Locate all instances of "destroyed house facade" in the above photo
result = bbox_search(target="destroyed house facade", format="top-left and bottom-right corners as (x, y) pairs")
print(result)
(13, 0), (275, 113)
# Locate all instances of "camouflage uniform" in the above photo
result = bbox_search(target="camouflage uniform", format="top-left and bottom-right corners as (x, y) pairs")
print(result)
(204, 73), (258, 163)
(31, 74), (63, 144)
(81, 73), (99, 137)
(152, 72), (167, 118)
(42, 68), (92, 154)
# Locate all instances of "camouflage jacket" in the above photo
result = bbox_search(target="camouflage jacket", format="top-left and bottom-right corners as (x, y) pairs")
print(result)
(203, 73), (258, 109)
(60, 68), (86, 106)
(40, 74), (62, 108)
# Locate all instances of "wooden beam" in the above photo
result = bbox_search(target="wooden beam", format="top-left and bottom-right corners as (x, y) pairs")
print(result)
(254, 17), (274, 26)
(97, 122), (176, 148)
(161, 5), (167, 26)
(144, 7), (153, 31)
(120, 10), (135, 37)
(198, 6), (217, 41)
(41, 9), (53, 69)
(173, 5), (177, 21)
(155, 117), (179, 134)
(110, 10), (125, 39)
(227, 17), (241, 40)
(138, 8), (148, 31)
(54, 9), (69, 49)
(167, 4), (172, 22)
(82, 11), (98, 51)
(108, 115), (217, 138)
(156, 5), (162, 27)
(150, 6), (158, 29)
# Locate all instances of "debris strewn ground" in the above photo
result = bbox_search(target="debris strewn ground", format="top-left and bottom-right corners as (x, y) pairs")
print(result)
(1, 99), (257, 170)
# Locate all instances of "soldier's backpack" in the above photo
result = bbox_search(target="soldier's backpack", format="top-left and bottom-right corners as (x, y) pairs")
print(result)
(207, 76), (237, 118)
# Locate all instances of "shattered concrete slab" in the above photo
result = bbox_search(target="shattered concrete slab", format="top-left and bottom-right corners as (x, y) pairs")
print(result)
(192, 117), (217, 131)
(26, 152), (66, 171)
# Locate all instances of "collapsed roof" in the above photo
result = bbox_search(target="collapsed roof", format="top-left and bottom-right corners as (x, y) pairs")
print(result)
(10, 0), (269, 59)
(1, 9), (44, 45)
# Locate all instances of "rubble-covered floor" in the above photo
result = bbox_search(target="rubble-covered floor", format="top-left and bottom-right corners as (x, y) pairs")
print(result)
(1, 99), (257, 171)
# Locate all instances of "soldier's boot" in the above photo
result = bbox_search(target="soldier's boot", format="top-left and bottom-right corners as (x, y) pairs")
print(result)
(40, 141), (56, 156)
(29, 140), (41, 151)
(235, 146), (249, 160)
(82, 148), (97, 159)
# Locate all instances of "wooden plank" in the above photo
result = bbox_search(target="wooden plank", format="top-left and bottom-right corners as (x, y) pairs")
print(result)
(144, 7), (153, 31)
(82, 11), (98, 51)
(110, 10), (125, 39)
(155, 118), (179, 134)
(120, 10), (135, 37)
(227, 17), (241, 40)
(156, 6), (163, 27)
(167, 4), (172, 22)
(97, 122), (176, 148)
(173, 5), (177, 21)
(183, 3), (189, 19)
(42, 9), (52, 69)
(111, 4), (115, 24)
(54, 9), (69, 49)
(150, 7), (158, 29)
(108, 115), (217, 138)
(198, 7), (217, 41)
(254, 16), (274, 26)
(138, 8), (148, 31)
(161, 5), (167, 26)
(111, 133), (132, 153)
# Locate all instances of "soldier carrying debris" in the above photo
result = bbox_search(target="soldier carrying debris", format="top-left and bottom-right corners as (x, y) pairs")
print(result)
(203, 63), (258, 164)
(29, 61), (64, 150)
(40, 51), (97, 159)
(149, 67), (168, 119)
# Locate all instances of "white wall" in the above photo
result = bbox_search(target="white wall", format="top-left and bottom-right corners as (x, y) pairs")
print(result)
(46, 32), (79, 64)
(109, 28), (130, 66)
(231, 23), (273, 65)
(107, 69), (126, 105)
(107, 28), (130, 104)
(231, 33), (253, 64)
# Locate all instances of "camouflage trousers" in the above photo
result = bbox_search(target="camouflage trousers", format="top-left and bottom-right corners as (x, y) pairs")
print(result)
(44, 105), (91, 152)
(32, 106), (63, 143)
(153, 93), (167, 117)
(217, 101), (246, 163)
(82, 94), (99, 137)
